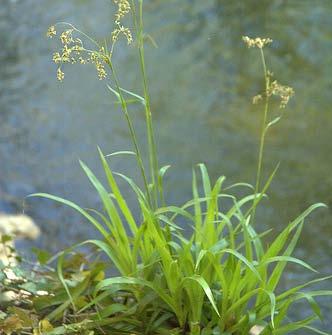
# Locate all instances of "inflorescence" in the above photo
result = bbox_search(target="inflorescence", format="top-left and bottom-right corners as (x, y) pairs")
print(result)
(112, 0), (133, 45)
(243, 36), (294, 108)
(267, 79), (294, 108)
(46, 26), (108, 82)
(46, 0), (133, 82)
(242, 36), (273, 49)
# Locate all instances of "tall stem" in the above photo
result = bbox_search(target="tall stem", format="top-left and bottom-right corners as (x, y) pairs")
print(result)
(255, 48), (270, 195)
(106, 58), (152, 207)
(131, 0), (160, 209)
(251, 48), (270, 227)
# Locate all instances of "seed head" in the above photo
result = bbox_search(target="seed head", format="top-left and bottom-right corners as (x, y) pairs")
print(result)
(47, 26), (57, 38)
(78, 57), (86, 64)
(96, 61), (107, 80)
(52, 52), (61, 64)
(114, 0), (131, 24)
(112, 0), (133, 45)
(242, 36), (273, 49)
(90, 52), (107, 80)
(267, 80), (294, 108)
(57, 68), (65, 82)
(48, 24), (109, 81)
(112, 25), (133, 45)
(60, 29), (74, 45)
(252, 94), (263, 105)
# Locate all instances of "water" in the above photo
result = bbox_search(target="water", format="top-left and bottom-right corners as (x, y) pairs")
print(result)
(1, 0), (331, 328)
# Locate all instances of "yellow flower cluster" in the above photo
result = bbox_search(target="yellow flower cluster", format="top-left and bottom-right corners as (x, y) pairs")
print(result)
(242, 36), (273, 49)
(252, 81), (294, 108)
(46, 1), (133, 82)
(252, 94), (263, 105)
(112, 0), (133, 45)
(91, 51), (107, 80)
(114, 0), (131, 24)
(57, 68), (65, 82)
(47, 25), (108, 81)
(60, 29), (74, 45)
(243, 37), (294, 108)
(46, 26), (56, 38)
(112, 26), (133, 45)
(267, 80), (294, 108)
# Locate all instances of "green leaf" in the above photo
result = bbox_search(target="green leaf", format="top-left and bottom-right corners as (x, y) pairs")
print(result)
(31, 247), (52, 265)
(1, 235), (12, 243)
(95, 277), (178, 315)
(99, 148), (138, 234)
(182, 275), (220, 317)
(266, 116), (281, 129)
(19, 282), (38, 294)
(28, 193), (109, 240)
(298, 293), (323, 321)
(262, 256), (317, 273)
(192, 169), (203, 244)
(262, 289), (276, 329)
(105, 150), (136, 157)
(303, 326), (332, 335)
(198, 163), (211, 198)
(222, 249), (262, 281)
(272, 316), (317, 334)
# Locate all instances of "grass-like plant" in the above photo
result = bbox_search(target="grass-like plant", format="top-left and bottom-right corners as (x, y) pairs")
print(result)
(4, 1), (329, 334)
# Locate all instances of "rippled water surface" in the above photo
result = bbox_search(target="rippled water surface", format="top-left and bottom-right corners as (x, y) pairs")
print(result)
(1, 0), (332, 328)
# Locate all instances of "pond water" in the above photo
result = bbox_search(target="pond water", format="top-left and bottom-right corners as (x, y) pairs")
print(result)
(1, 0), (331, 328)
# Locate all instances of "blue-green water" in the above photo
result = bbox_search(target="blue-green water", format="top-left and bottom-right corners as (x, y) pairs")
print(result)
(1, 0), (331, 328)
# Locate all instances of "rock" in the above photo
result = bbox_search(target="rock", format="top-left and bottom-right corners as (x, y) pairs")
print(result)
(0, 213), (40, 265)
(249, 325), (265, 335)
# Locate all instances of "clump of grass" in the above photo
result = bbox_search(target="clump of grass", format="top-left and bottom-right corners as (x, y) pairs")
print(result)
(1, 1), (331, 335)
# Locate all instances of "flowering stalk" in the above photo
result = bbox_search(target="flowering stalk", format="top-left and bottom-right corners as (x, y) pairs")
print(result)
(105, 56), (152, 207)
(130, 0), (160, 209)
(255, 47), (270, 197)
(242, 36), (294, 231)
(46, 2), (157, 206)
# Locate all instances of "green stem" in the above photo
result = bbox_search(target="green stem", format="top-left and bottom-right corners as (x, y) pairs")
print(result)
(255, 48), (270, 195)
(251, 48), (270, 229)
(106, 58), (152, 207)
(131, 0), (160, 209)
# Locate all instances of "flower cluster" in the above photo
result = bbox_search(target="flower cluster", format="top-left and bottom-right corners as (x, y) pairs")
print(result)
(46, 25), (56, 38)
(46, 1), (133, 82)
(252, 80), (294, 108)
(242, 36), (273, 49)
(91, 51), (107, 80)
(252, 94), (263, 105)
(57, 68), (65, 81)
(267, 80), (294, 108)
(114, 0), (131, 24)
(112, 0), (133, 45)
(60, 29), (74, 45)
(46, 25), (108, 81)
(243, 37), (294, 108)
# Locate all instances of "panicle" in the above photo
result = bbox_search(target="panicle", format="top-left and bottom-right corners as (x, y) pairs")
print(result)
(252, 95), (263, 105)
(267, 80), (294, 108)
(91, 51), (107, 80)
(243, 36), (294, 108)
(57, 68), (65, 81)
(47, 24), (108, 81)
(47, 1), (133, 82)
(46, 26), (56, 38)
(112, 26), (133, 45)
(60, 29), (74, 45)
(242, 36), (273, 49)
(112, 0), (133, 45)
(114, 0), (131, 24)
